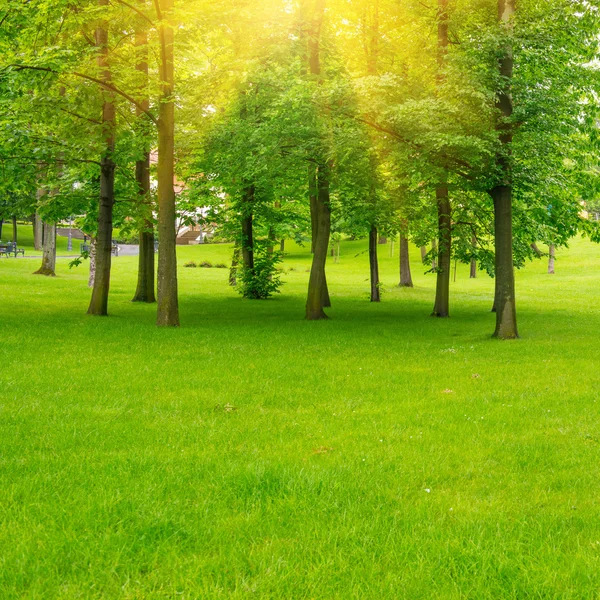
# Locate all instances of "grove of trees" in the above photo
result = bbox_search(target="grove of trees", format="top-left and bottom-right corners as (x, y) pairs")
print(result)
(1, 0), (599, 338)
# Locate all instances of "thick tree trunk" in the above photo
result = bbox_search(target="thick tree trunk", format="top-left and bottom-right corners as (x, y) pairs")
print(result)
(369, 225), (380, 302)
(12, 216), (17, 243)
(432, 186), (451, 317)
(399, 235), (413, 287)
(89, 237), (97, 288)
(431, 238), (438, 271)
(470, 235), (477, 278)
(280, 239), (285, 253)
(420, 245), (427, 264)
(132, 8), (155, 304)
(33, 222), (56, 276)
(156, 0), (179, 326)
(306, 165), (332, 320)
(88, 3), (116, 317)
(492, 0), (518, 339)
(492, 186), (518, 338)
(548, 244), (555, 274)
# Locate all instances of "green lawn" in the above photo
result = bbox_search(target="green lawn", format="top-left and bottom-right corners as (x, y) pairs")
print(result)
(2, 234), (600, 598)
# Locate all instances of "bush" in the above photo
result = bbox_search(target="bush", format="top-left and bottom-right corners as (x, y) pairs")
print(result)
(214, 263), (228, 269)
(184, 261), (197, 268)
(199, 261), (213, 268)
(236, 243), (284, 299)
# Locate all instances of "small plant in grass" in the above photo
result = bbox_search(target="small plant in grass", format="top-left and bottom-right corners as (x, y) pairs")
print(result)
(184, 261), (197, 268)
(199, 261), (213, 268)
(236, 244), (284, 299)
(214, 263), (228, 269)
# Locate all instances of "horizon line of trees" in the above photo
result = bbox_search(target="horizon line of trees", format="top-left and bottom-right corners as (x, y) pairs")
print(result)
(1, 0), (599, 338)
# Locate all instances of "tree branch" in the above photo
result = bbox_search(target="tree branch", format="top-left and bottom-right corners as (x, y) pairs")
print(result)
(6, 64), (158, 125)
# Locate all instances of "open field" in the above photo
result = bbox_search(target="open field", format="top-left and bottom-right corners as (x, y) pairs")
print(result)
(2, 233), (600, 598)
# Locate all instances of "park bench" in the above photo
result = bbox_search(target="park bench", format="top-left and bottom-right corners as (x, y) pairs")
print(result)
(0, 242), (25, 258)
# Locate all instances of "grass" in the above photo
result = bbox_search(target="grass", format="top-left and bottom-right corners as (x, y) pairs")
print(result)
(2, 229), (600, 598)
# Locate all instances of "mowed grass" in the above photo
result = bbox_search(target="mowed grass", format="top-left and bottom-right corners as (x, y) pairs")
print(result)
(2, 230), (600, 599)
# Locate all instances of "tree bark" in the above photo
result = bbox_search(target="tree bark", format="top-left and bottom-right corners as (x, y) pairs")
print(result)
(530, 242), (542, 257)
(241, 186), (255, 272)
(280, 239), (285, 252)
(12, 216), (17, 243)
(432, 186), (451, 317)
(0, 219), (3, 240)
(89, 237), (97, 288)
(492, 0), (518, 339)
(33, 222), (56, 276)
(399, 235), (413, 287)
(156, 0), (179, 326)
(88, 1), (116, 317)
(431, 238), (438, 271)
(306, 164), (332, 320)
(548, 244), (555, 274)
(369, 225), (380, 302)
(132, 4), (155, 304)
(420, 245), (427, 264)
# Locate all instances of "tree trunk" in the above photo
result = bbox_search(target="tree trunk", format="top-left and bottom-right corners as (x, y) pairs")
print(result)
(399, 235), (413, 287)
(306, 0), (331, 316)
(470, 235), (477, 278)
(89, 237), (96, 288)
(229, 241), (241, 287)
(241, 186), (255, 272)
(492, 0), (518, 339)
(309, 166), (318, 254)
(87, 161), (115, 316)
(156, 0), (179, 326)
(88, 2), (116, 317)
(548, 244), (555, 274)
(33, 222), (56, 276)
(132, 6), (155, 304)
(369, 225), (380, 302)
(280, 239), (285, 252)
(0, 219), (3, 240)
(34, 211), (43, 251)
(530, 242), (542, 257)
(492, 186), (518, 338)
(306, 164), (332, 320)
(420, 245), (427, 264)
(432, 186), (451, 317)
(431, 238), (438, 271)
(12, 216), (17, 243)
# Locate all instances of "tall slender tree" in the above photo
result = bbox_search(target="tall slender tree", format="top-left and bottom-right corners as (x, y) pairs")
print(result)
(132, 0), (156, 304)
(87, 0), (116, 317)
(491, 0), (518, 339)
(155, 0), (179, 326)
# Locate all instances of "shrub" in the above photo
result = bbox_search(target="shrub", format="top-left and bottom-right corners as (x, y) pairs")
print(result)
(184, 261), (197, 268)
(199, 261), (213, 268)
